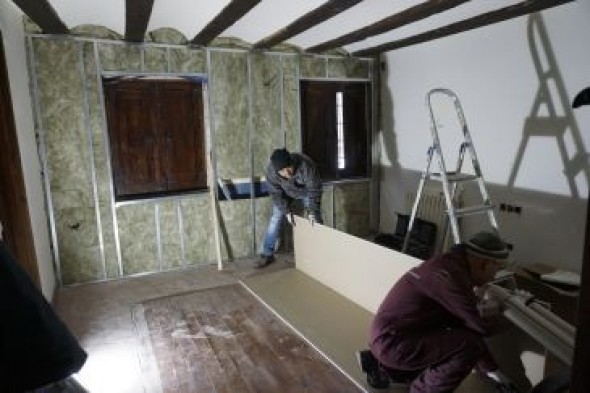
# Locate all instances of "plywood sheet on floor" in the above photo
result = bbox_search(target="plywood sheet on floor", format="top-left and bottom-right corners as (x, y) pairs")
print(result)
(242, 268), (375, 391)
(242, 269), (500, 393)
(133, 283), (360, 393)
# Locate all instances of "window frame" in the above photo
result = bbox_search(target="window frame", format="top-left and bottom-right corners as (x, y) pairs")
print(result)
(102, 76), (208, 202)
(300, 80), (371, 183)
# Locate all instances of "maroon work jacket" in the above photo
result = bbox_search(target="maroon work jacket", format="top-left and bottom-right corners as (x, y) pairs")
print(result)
(370, 246), (488, 345)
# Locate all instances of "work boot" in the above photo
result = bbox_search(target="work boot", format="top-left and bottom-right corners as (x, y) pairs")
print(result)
(356, 349), (389, 389)
(255, 255), (275, 269)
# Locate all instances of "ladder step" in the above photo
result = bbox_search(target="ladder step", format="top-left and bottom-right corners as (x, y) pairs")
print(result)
(429, 172), (479, 182)
(453, 204), (494, 217)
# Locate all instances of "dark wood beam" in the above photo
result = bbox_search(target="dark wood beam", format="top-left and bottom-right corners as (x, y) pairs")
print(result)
(191, 0), (262, 46)
(254, 0), (364, 50)
(11, 0), (68, 34)
(353, 0), (573, 57)
(308, 0), (469, 53)
(125, 0), (155, 42)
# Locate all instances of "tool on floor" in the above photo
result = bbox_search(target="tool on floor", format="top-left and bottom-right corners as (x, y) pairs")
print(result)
(403, 88), (500, 252)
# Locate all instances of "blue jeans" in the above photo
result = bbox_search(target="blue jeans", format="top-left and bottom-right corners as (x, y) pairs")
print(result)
(261, 197), (322, 257)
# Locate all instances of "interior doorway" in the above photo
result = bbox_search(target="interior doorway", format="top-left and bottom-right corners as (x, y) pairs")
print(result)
(0, 31), (40, 286)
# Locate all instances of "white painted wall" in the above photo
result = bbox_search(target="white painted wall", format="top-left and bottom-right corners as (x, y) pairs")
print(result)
(0, 1), (56, 299)
(379, 2), (590, 273)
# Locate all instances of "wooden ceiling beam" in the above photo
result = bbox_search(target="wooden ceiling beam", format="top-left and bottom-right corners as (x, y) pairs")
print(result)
(254, 0), (364, 50)
(191, 0), (262, 46)
(307, 0), (469, 53)
(353, 0), (573, 57)
(11, 0), (68, 34)
(125, 0), (155, 42)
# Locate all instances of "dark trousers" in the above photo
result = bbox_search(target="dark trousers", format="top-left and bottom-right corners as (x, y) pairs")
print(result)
(371, 327), (496, 393)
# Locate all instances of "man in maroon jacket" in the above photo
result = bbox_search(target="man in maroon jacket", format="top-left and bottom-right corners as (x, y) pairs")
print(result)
(358, 231), (515, 393)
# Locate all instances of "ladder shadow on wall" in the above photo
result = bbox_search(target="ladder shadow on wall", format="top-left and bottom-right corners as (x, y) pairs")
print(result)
(508, 14), (589, 198)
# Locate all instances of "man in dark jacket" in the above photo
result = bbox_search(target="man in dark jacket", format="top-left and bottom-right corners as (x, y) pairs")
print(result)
(257, 148), (323, 268)
(358, 231), (516, 392)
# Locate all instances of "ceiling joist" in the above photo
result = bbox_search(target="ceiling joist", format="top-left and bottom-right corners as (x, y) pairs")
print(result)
(125, 0), (155, 42)
(12, 0), (68, 34)
(307, 0), (470, 53)
(254, 0), (364, 50)
(191, 0), (262, 46)
(353, 0), (574, 57)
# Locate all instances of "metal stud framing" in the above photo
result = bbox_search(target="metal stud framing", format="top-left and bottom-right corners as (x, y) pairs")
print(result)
(78, 41), (107, 279)
(28, 33), (376, 284)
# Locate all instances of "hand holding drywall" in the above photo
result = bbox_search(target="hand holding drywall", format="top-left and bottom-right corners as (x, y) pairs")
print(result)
(286, 212), (295, 226)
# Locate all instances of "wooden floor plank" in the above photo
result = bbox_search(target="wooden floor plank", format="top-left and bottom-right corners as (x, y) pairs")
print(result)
(138, 283), (360, 392)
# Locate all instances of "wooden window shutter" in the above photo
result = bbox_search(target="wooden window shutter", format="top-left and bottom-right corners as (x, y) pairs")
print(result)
(301, 81), (338, 181)
(157, 81), (207, 193)
(342, 83), (369, 178)
(105, 79), (163, 197)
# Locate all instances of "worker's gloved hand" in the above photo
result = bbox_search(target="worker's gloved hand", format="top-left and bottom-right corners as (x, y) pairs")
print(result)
(308, 214), (317, 227)
(285, 212), (295, 226)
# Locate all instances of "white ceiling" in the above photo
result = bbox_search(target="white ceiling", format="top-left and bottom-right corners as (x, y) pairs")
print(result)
(11, 0), (524, 53)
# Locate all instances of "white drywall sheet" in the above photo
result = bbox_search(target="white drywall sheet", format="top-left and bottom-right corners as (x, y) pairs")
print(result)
(293, 216), (422, 313)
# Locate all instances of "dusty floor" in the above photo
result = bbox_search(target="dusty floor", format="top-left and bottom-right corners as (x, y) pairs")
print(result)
(53, 255), (295, 393)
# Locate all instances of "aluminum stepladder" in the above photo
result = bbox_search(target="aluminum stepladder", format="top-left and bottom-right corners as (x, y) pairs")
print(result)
(402, 89), (500, 253)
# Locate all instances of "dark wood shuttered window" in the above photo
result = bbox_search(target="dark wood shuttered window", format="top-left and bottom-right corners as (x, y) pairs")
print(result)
(300, 81), (370, 182)
(103, 78), (207, 201)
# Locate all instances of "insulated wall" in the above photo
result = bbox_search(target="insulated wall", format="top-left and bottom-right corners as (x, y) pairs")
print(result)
(25, 25), (376, 285)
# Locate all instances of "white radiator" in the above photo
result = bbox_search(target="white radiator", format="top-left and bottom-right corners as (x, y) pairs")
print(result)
(404, 185), (462, 253)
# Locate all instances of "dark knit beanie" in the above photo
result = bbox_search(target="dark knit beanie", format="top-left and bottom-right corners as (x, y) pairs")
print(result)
(270, 148), (292, 170)
(465, 231), (509, 260)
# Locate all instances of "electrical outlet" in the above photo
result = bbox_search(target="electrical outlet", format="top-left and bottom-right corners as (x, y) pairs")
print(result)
(514, 206), (522, 214)
(506, 243), (514, 250)
(500, 203), (507, 211)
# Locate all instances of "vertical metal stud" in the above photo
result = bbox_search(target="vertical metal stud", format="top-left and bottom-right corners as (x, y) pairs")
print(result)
(177, 200), (185, 267)
(28, 37), (62, 286)
(280, 55), (286, 147)
(296, 58), (302, 151)
(155, 203), (163, 271)
(78, 41), (107, 279)
(247, 53), (257, 255)
(94, 42), (124, 276)
(140, 45), (145, 71)
(166, 47), (171, 73)
(332, 185), (336, 229)
(205, 50), (221, 264)
(206, 50), (218, 186)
